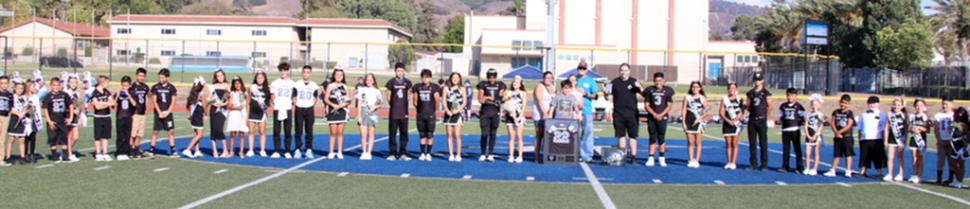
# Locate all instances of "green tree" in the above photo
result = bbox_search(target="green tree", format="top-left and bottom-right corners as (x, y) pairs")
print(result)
(157, 0), (199, 14)
(179, 1), (234, 15)
(296, 0), (340, 19)
(389, 39), (416, 69)
(498, 0), (524, 16)
(848, 0), (922, 68)
(413, 0), (440, 51)
(730, 15), (758, 40)
(338, 0), (417, 33)
(927, 0), (970, 68)
(875, 19), (934, 70)
(440, 14), (464, 53)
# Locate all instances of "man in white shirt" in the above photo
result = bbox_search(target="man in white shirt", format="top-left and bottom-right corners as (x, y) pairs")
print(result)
(856, 96), (887, 178)
(270, 63), (297, 159)
(292, 65), (319, 159)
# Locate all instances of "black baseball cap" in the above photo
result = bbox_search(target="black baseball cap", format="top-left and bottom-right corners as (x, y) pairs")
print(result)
(752, 72), (764, 80)
(867, 96), (880, 104)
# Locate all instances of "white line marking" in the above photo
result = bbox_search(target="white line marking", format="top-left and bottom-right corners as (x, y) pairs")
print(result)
(337, 172), (349, 177)
(154, 167), (169, 172)
(179, 129), (412, 209)
(714, 180), (725, 185)
(400, 173), (411, 178)
(836, 182), (852, 187)
(526, 176), (535, 181)
(76, 134), (194, 152)
(35, 164), (53, 169)
(580, 162), (617, 209)
(213, 169), (229, 174)
(462, 175), (472, 180)
(652, 179), (662, 184)
(93, 166), (111, 171)
(776, 181), (788, 186)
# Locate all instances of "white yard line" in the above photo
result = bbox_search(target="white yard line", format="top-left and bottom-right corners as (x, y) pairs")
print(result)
(580, 162), (617, 209)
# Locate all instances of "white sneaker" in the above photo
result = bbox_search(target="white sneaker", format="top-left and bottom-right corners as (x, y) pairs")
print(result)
(730, 163), (737, 170)
(336, 153), (344, 160)
(809, 169), (818, 176)
(95, 154), (104, 162)
(724, 163), (732, 169)
(194, 151), (203, 158)
(515, 157), (523, 163)
(448, 155), (455, 162)
(882, 175), (893, 181)
(117, 155), (130, 161)
(259, 150), (268, 157)
(950, 181), (964, 188)
(246, 150), (255, 157)
(910, 176), (920, 184)
(328, 153), (336, 159)
(284, 153), (292, 159)
(893, 174), (903, 182)
(270, 152), (280, 159)
(103, 155), (113, 161)
(844, 170), (853, 178)
(305, 151), (315, 159)
(478, 155), (487, 162)
(70, 155), (79, 161)
(386, 156), (397, 161)
(645, 157), (655, 167)
(508, 155), (515, 163)
(487, 155), (495, 162)
(456, 155), (463, 162)
(418, 154), (426, 161)
(293, 150), (303, 159)
(182, 150), (194, 158)
(658, 157), (667, 167)
(399, 155), (412, 161)
(360, 153), (371, 160)
(824, 170), (837, 177)
(425, 154), (431, 162)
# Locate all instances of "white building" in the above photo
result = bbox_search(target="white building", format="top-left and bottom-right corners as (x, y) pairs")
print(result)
(299, 18), (412, 70)
(0, 18), (109, 62)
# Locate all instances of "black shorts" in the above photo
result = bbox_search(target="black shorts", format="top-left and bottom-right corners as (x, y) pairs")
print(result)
(94, 117), (112, 140)
(116, 117), (131, 141)
(153, 113), (175, 131)
(833, 137), (855, 158)
(47, 123), (68, 145)
(416, 113), (436, 138)
(612, 115), (638, 138)
(858, 140), (886, 169)
(647, 116), (668, 145)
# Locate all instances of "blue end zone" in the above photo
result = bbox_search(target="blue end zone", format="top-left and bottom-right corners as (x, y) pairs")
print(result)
(149, 134), (964, 185)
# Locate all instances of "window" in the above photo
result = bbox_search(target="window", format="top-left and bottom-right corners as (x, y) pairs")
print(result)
(737, 55), (745, 63)
(522, 41), (533, 51)
(117, 28), (130, 34)
(751, 56), (760, 63)
(206, 51), (221, 57)
(116, 50), (130, 56)
(557, 54), (565, 60)
(512, 40), (522, 50)
(251, 52), (266, 58)
(160, 50), (176, 56)
(533, 41), (543, 50)
(161, 28), (176, 35)
(206, 29), (221, 36)
(252, 30), (267, 36)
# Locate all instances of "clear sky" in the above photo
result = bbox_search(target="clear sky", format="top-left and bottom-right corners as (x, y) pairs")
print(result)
(724, 0), (937, 15)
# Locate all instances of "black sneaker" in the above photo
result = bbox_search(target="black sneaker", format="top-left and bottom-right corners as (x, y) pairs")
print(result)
(745, 166), (757, 171)
(778, 168), (788, 173)
(761, 167), (769, 172)
(630, 157), (639, 165)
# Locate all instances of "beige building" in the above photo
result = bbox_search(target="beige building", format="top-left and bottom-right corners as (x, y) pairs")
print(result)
(464, 0), (755, 84)
(0, 18), (109, 61)
(299, 18), (412, 70)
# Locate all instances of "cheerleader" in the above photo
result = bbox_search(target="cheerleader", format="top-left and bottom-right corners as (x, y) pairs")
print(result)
(324, 69), (351, 160)
(885, 98), (908, 181)
(247, 71), (270, 157)
(947, 107), (968, 188)
(64, 74), (81, 162)
(181, 77), (207, 158)
(7, 82), (31, 164)
(226, 76), (250, 158)
(206, 70), (230, 158)
(503, 76), (527, 163)
(719, 83), (744, 170)
(803, 94), (825, 175)
(24, 80), (42, 164)
(908, 98), (929, 184)
(681, 81), (707, 168)
(355, 73), (383, 160)
(443, 73), (466, 162)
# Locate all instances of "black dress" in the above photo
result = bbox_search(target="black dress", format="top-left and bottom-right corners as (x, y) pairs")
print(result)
(209, 88), (228, 140)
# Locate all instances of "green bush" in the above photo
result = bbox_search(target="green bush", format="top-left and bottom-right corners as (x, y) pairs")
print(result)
(21, 47), (33, 56)
(148, 57), (161, 64)
(3, 47), (11, 57)
(84, 46), (93, 57)
(56, 48), (68, 57)
(327, 61), (337, 69)
(279, 56), (289, 63)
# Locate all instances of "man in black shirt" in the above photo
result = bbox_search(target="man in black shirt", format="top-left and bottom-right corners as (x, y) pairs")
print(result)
(91, 75), (115, 161)
(607, 63), (644, 164)
(115, 76), (137, 160)
(385, 62), (413, 161)
(130, 68), (150, 158)
(746, 72), (773, 171)
(477, 68), (506, 162)
(43, 77), (73, 162)
(412, 69), (441, 161)
(150, 69), (178, 157)
(0, 76), (11, 164)
(778, 88), (805, 173)
(643, 72), (674, 167)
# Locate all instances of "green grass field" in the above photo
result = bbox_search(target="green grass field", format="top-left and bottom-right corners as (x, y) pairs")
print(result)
(0, 112), (968, 209)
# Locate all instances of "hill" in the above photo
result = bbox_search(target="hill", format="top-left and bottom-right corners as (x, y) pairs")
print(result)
(709, 0), (764, 37)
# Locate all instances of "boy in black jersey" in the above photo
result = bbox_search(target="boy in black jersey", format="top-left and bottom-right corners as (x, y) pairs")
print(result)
(607, 63), (644, 164)
(150, 69), (178, 157)
(778, 88), (805, 173)
(824, 94), (856, 177)
(412, 69), (441, 161)
(643, 73), (674, 167)
(477, 69), (506, 162)
(115, 76), (136, 160)
(91, 75), (115, 161)
(745, 72), (773, 171)
(130, 68), (150, 159)
(385, 63), (413, 161)
(43, 77), (73, 163)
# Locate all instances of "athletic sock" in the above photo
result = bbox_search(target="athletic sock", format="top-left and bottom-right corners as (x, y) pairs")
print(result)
(419, 144), (426, 154)
(149, 146), (155, 153)
(659, 152), (665, 157)
(938, 170), (944, 182)
(427, 145), (433, 154)
(949, 170), (955, 182)
(50, 149), (57, 160)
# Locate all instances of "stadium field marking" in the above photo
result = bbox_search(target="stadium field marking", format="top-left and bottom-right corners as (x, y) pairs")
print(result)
(35, 164), (53, 169)
(714, 180), (725, 185)
(679, 127), (970, 205)
(463, 175), (472, 180)
(93, 166), (111, 171)
(580, 162), (617, 209)
(836, 182), (852, 187)
(76, 134), (193, 153)
(337, 172), (349, 177)
(775, 181), (788, 186)
(179, 129), (411, 209)
(652, 179), (662, 184)
(526, 176), (535, 181)
(154, 167), (169, 172)
(213, 169), (229, 174)
(400, 173), (411, 178)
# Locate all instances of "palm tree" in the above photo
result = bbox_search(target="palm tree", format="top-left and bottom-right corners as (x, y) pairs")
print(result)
(926, 0), (970, 86)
